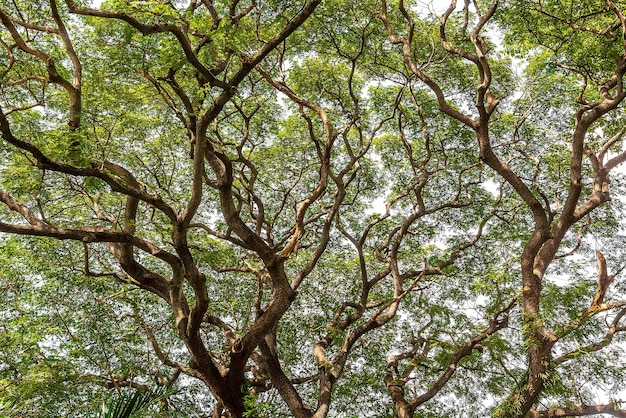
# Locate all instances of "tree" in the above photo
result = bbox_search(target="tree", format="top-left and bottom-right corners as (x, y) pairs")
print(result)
(1, 0), (626, 417)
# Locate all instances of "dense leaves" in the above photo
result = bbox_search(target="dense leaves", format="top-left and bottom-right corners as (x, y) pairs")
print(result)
(2, 1), (626, 417)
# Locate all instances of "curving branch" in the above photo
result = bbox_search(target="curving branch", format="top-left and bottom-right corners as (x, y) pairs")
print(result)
(65, 0), (229, 90)
(554, 305), (626, 366)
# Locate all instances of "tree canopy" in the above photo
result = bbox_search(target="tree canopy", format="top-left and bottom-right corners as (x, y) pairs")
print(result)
(2, 0), (626, 417)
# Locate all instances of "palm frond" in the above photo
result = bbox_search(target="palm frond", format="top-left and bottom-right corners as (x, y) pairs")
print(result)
(98, 385), (170, 418)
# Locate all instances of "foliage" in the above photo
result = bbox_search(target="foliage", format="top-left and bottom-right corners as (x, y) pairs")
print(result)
(98, 385), (171, 418)
(1, 1), (626, 417)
